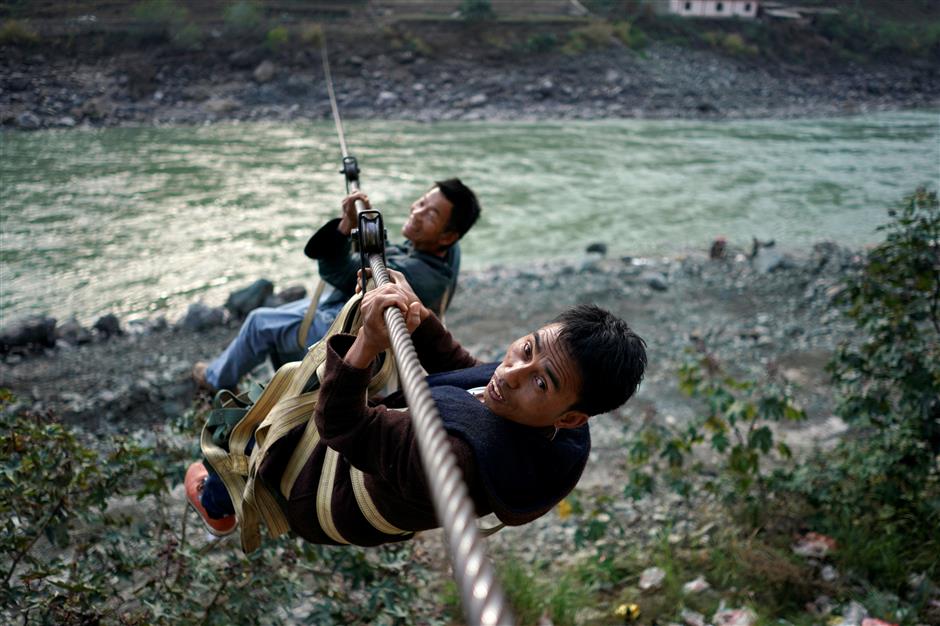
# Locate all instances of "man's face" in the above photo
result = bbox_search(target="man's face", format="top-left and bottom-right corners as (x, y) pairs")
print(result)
(483, 323), (586, 430)
(402, 187), (456, 253)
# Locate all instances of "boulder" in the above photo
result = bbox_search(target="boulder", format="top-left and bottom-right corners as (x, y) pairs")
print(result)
(15, 111), (40, 130)
(585, 242), (607, 256)
(642, 271), (669, 292)
(225, 279), (274, 318)
(204, 97), (240, 114)
(253, 60), (276, 83)
(180, 302), (226, 332)
(0, 315), (57, 353)
(93, 313), (123, 338)
(56, 316), (93, 345)
(229, 47), (264, 69)
(277, 284), (307, 304)
(81, 96), (113, 120)
(375, 91), (398, 107)
(753, 246), (794, 274)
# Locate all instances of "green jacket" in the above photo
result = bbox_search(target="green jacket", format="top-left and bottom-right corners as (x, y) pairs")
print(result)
(304, 217), (460, 316)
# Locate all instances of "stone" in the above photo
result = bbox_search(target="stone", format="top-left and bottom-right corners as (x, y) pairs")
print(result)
(834, 601), (868, 626)
(94, 313), (123, 338)
(753, 247), (795, 274)
(467, 93), (488, 107)
(81, 96), (112, 120)
(179, 302), (225, 332)
(376, 91), (398, 107)
(229, 47), (264, 69)
(680, 609), (706, 626)
(642, 271), (669, 292)
(0, 315), (57, 353)
(585, 242), (607, 256)
(253, 60), (276, 83)
(225, 279), (274, 318)
(205, 97), (240, 114)
(7, 73), (30, 91)
(15, 111), (40, 130)
(55, 115), (77, 127)
(56, 316), (93, 345)
(277, 285), (307, 303)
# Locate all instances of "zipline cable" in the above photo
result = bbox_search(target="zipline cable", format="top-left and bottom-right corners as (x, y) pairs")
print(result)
(319, 36), (513, 626)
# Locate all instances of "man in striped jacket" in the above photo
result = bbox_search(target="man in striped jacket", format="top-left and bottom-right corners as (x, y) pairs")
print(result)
(187, 272), (647, 544)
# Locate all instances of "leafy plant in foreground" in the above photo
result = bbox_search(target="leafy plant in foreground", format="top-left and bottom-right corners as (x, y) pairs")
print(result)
(624, 350), (805, 514)
(792, 189), (940, 588)
(0, 393), (429, 624)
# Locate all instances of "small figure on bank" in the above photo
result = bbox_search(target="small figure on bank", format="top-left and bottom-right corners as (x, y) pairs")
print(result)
(186, 271), (647, 545)
(192, 179), (481, 393)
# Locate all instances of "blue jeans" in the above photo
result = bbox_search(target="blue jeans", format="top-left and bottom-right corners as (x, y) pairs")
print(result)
(205, 297), (345, 390)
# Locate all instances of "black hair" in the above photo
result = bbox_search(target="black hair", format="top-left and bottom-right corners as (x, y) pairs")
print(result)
(554, 304), (647, 417)
(435, 178), (481, 240)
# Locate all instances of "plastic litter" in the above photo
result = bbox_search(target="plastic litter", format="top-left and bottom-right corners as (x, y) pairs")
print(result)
(682, 575), (711, 594)
(713, 607), (757, 626)
(638, 566), (666, 591)
(792, 531), (838, 558)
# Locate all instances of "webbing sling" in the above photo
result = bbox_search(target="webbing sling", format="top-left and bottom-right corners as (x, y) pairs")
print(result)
(200, 289), (397, 553)
(295, 279), (327, 352)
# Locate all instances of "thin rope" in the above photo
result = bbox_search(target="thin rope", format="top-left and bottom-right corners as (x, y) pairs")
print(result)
(320, 34), (513, 626)
(321, 36), (349, 159)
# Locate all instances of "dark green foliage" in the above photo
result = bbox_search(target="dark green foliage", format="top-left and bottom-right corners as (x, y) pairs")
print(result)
(791, 189), (940, 588)
(130, 0), (189, 44)
(624, 350), (805, 512)
(816, 9), (940, 59)
(459, 0), (495, 22)
(223, 0), (264, 36)
(0, 19), (38, 46)
(0, 393), (428, 624)
(522, 32), (559, 54)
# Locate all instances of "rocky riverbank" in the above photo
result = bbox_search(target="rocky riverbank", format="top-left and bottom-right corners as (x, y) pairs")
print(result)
(0, 240), (858, 448)
(3, 34), (938, 131)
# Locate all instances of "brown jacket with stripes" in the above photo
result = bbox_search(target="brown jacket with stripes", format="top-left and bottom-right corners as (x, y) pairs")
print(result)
(259, 314), (592, 546)
(257, 315), (491, 546)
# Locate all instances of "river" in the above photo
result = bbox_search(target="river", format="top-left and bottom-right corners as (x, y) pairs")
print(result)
(1, 111), (938, 324)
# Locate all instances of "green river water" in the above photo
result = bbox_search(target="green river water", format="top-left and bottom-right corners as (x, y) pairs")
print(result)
(1, 111), (938, 324)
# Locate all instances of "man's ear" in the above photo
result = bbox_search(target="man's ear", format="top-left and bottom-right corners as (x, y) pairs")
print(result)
(436, 230), (459, 249)
(555, 410), (589, 430)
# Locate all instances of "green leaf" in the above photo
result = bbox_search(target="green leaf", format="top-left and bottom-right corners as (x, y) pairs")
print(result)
(749, 426), (774, 453)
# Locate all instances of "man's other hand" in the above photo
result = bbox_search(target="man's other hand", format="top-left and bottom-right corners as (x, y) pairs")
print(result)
(338, 191), (370, 236)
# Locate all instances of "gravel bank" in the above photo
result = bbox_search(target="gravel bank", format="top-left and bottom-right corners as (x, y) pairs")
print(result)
(3, 38), (938, 130)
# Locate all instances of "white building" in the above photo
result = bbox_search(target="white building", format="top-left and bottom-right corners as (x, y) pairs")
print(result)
(663, 0), (759, 18)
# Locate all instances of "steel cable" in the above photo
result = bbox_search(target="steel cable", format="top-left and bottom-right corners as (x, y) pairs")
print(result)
(320, 37), (513, 626)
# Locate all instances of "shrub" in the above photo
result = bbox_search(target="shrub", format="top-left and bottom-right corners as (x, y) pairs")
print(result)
(0, 19), (39, 46)
(522, 32), (559, 53)
(265, 25), (289, 51)
(789, 189), (940, 588)
(172, 21), (202, 50)
(0, 392), (431, 624)
(722, 32), (757, 55)
(131, 0), (189, 43)
(224, 0), (264, 36)
(299, 21), (323, 48)
(460, 0), (495, 21)
(562, 21), (614, 55)
(612, 20), (647, 49)
(624, 349), (805, 516)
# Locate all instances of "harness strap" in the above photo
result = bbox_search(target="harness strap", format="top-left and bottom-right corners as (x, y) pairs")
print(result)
(296, 279), (327, 352)
(199, 286), (499, 551)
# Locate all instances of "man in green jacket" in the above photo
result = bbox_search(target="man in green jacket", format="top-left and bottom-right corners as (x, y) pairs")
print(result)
(193, 179), (481, 392)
